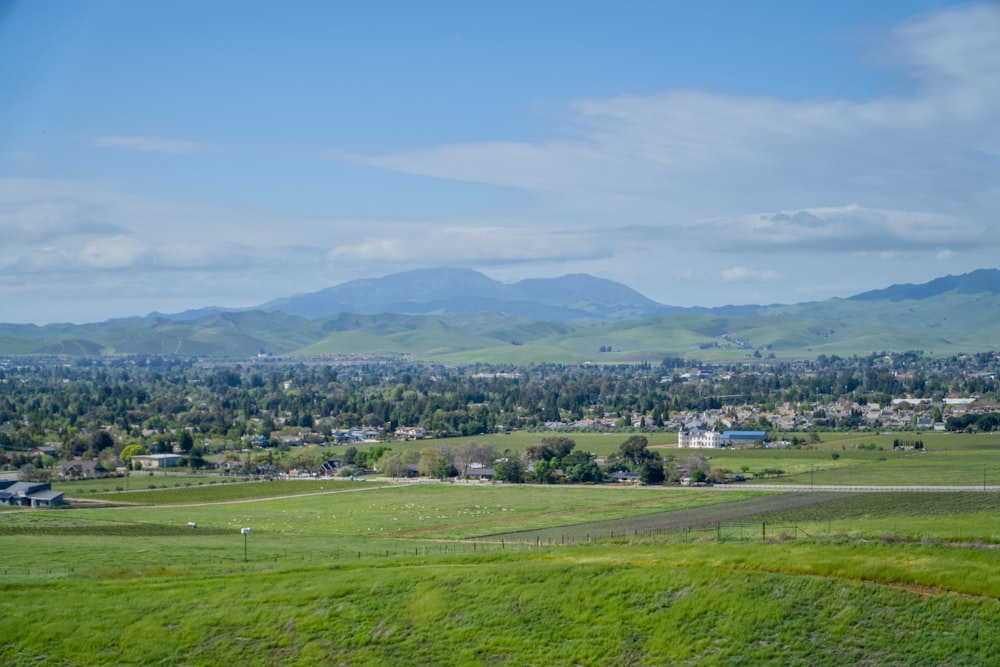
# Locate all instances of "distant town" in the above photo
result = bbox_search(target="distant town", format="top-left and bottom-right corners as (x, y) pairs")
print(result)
(1, 350), (997, 492)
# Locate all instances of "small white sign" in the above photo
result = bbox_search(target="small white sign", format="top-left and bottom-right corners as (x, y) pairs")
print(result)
(241, 527), (251, 535)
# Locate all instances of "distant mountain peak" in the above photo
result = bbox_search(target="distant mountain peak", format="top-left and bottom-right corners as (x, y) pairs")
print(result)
(256, 267), (674, 322)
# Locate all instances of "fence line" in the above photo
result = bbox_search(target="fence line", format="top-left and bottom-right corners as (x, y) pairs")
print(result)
(463, 520), (867, 546)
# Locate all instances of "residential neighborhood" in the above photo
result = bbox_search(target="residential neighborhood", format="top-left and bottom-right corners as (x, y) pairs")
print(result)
(1, 352), (999, 490)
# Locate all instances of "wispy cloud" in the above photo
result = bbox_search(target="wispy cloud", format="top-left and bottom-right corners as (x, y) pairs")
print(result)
(341, 4), (1000, 253)
(93, 135), (214, 155)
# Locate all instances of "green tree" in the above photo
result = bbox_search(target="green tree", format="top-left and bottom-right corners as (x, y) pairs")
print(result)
(532, 458), (557, 484)
(430, 456), (453, 480)
(379, 451), (407, 478)
(618, 435), (651, 468)
(707, 467), (727, 484)
(363, 445), (391, 470)
(188, 444), (206, 469)
(494, 455), (525, 483)
(418, 447), (447, 478)
(179, 431), (194, 453)
(562, 450), (602, 484)
(98, 447), (117, 471)
(92, 430), (114, 454)
(639, 453), (665, 485)
(120, 444), (149, 463)
(540, 437), (576, 459)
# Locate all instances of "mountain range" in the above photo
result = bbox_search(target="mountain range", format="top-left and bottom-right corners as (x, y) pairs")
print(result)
(4, 268), (1000, 361)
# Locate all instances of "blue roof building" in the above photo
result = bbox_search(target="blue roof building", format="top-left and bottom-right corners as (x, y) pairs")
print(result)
(721, 431), (767, 443)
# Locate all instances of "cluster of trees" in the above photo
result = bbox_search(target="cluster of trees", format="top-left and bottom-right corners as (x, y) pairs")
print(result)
(367, 436), (687, 486)
(0, 350), (998, 472)
(945, 413), (1000, 433)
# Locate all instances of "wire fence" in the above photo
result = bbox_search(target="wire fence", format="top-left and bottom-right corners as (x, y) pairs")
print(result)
(462, 521), (817, 547)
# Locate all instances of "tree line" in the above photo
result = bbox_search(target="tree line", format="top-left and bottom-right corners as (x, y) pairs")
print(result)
(0, 351), (997, 472)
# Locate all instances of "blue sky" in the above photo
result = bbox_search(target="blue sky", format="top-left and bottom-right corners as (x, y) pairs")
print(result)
(1, 1), (997, 323)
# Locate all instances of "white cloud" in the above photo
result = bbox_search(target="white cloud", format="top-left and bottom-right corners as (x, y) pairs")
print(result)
(721, 267), (781, 283)
(327, 225), (612, 267)
(341, 3), (1000, 241)
(93, 135), (214, 155)
(691, 205), (982, 253)
(78, 236), (148, 269)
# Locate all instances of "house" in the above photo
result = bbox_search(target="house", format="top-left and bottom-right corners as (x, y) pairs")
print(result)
(608, 471), (640, 483)
(131, 454), (183, 469)
(678, 428), (723, 448)
(274, 433), (304, 447)
(394, 426), (428, 440)
(27, 444), (61, 458)
(332, 428), (382, 444)
(0, 481), (64, 507)
(465, 467), (496, 481)
(58, 459), (110, 480)
(318, 460), (342, 476)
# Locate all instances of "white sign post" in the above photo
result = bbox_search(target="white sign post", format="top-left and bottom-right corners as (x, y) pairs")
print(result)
(241, 527), (251, 562)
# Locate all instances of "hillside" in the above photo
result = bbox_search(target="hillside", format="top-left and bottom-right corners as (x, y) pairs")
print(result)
(2, 269), (999, 360)
(849, 268), (1000, 302)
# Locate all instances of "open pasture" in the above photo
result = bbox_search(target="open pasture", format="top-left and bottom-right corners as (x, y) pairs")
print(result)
(51, 474), (224, 494)
(4, 473), (1000, 665)
(772, 430), (1000, 451)
(63, 484), (765, 542)
(64, 478), (374, 505)
(484, 491), (851, 543)
(688, 445), (1000, 486)
(737, 491), (1000, 543)
(380, 429), (1000, 462)
(1, 536), (998, 665)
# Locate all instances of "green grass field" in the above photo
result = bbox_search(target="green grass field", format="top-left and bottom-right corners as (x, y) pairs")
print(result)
(4, 451), (1000, 665)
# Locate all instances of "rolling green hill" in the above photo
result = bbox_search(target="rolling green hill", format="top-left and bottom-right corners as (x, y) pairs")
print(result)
(4, 271), (1000, 360)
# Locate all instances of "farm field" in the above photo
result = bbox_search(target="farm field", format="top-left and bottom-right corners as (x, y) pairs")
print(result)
(387, 430), (677, 457)
(686, 446), (1000, 486)
(304, 429), (1000, 465)
(3, 479), (1000, 665)
(61, 478), (377, 505)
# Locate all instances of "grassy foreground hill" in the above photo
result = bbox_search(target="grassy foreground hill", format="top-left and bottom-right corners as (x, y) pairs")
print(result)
(2, 478), (999, 666)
